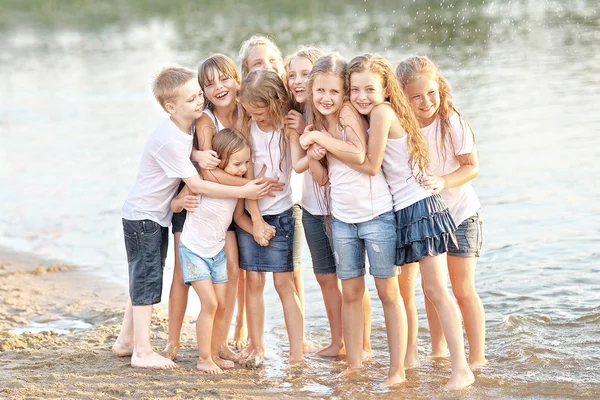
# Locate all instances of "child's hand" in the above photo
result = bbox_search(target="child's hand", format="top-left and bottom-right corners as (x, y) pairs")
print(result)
(192, 149), (220, 170)
(256, 163), (284, 197)
(286, 110), (306, 135)
(263, 224), (276, 241)
(299, 131), (315, 150)
(181, 195), (199, 212)
(253, 218), (271, 247)
(421, 173), (446, 194)
(307, 144), (327, 161)
(242, 178), (272, 200)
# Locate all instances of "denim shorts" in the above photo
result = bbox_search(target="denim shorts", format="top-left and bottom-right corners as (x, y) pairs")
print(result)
(448, 212), (483, 257)
(331, 210), (397, 280)
(171, 181), (187, 234)
(302, 210), (336, 275)
(122, 218), (169, 306)
(236, 207), (294, 273)
(178, 242), (228, 284)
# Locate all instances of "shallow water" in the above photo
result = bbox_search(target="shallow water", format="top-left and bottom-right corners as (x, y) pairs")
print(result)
(1, 0), (600, 398)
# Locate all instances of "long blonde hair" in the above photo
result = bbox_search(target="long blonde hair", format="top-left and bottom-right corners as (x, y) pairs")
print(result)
(395, 55), (474, 165)
(349, 54), (430, 181)
(284, 46), (323, 112)
(238, 69), (290, 172)
(238, 35), (284, 79)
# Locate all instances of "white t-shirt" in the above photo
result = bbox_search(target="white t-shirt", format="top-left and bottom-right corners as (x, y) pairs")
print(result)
(248, 121), (293, 215)
(180, 195), (237, 257)
(420, 113), (480, 225)
(122, 117), (198, 227)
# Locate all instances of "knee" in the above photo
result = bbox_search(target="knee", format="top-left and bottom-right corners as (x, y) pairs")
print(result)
(316, 274), (338, 290)
(202, 298), (218, 315)
(228, 263), (240, 281)
(273, 275), (294, 296)
(246, 274), (264, 293)
(342, 286), (364, 303)
(452, 282), (478, 305)
(376, 287), (398, 305)
(423, 284), (445, 305)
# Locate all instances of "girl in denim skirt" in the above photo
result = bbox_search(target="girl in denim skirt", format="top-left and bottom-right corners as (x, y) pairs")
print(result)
(300, 54), (404, 386)
(397, 56), (486, 370)
(235, 69), (304, 369)
(344, 54), (474, 390)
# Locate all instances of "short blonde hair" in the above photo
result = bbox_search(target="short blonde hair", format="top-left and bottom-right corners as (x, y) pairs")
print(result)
(152, 66), (196, 112)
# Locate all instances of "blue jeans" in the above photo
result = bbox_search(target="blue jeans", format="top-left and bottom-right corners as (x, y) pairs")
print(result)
(122, 218), (168, 306)
(302, 210), (336, 275)
(331, 211), (397, 280)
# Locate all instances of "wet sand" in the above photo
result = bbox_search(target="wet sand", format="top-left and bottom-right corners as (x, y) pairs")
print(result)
(0, 247), (304, 399)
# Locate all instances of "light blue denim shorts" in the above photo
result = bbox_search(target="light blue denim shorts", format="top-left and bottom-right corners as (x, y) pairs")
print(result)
(178, 242), (227, 285)
(448, 212), (483, 257)
(331, 210), (397, 280)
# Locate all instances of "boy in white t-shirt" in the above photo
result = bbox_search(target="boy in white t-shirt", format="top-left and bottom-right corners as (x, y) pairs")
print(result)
(112, 66), (272, 370)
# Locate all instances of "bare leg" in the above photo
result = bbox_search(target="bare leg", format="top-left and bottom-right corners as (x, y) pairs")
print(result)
(425, 289), (448, 357)
(362, 286), (372, 357)
(219, 232), (240, 360)
(419, 255), (473, 390)
(398, 263), (420, 368)
(448, 255), (487, 369)
(131, 304), (178, 369)
(240, 271), (266, 369)
(314, 273), (345, 357)
(212, 281), (235, 370)
(341, 276), (366, 371)
(112, 297), (134, 356)
(273, 272), (304, 365)
(374, 277), (407, 386)
(292, 205), (306, 349)
(162, 232), (189, 360)
(190, 280), (222, 374)
(232, 269), (247, 350)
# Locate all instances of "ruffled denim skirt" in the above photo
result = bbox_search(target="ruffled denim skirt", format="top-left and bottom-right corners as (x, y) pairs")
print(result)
(395, 194), (457, 266)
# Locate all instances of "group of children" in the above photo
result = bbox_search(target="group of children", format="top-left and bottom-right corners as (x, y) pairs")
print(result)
(112, 35), (485, 391)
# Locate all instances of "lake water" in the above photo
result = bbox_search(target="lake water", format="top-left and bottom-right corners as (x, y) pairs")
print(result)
(1, 0), (599, 398)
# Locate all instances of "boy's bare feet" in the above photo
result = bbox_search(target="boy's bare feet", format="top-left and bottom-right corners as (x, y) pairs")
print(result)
(444, 368), (475, 391)
(469, 358), (488, 370)
(315, 342), (345, 357)
(197, 358), (223, 374)
(218, 344), (239, 362)
(242, 349), (264, 370)
(213, 356), (235, 370)
(131, 351), (179, 370)
(112, 339), (133, 357)
(381, 372), (406, 386)
(160, 343), (180, 361)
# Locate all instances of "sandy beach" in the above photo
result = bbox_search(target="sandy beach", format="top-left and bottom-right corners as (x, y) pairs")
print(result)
(0, 247), (308, 400)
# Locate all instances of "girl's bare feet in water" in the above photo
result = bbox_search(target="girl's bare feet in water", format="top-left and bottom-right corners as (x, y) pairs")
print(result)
(404, 347), (421, 369)
(218, 344), (239, 362)
(112, 339), (133, 357)
(213, 356), (235, 370)
(197, 358), (223, 374)
(160, 343), (180, 361)
(362, 347), (373, 360)
(444, 368), (475, 391)
(230, 325), (248, 350)
(315, 341), (345, 357)
(241, 349), (265, 369)
(382, 371), (406, 387)
(469, 358), (488, 370)
(131, 350), (179, 370)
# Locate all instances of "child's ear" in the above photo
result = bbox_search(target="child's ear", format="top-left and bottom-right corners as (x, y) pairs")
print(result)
(164, 101), (176, 115)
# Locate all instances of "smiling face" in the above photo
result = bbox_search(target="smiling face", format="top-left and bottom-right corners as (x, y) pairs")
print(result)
(311, 73), (345, 118)
(168, 78), (205, 122)
(242, 102), (273, 132)
(287, 56), (313, 105)
(404, 75), (440, 126)
(223, 145), (251, 176)
(246, 45), (284, 77)
(350, 70), (387, 115)
(202, 67), (239, 109)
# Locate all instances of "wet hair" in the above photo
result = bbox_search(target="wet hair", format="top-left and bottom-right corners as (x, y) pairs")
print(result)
(238, 35), (284, 79)
(395, 55), (474, 164)
(348, 54), (430, 181)
(284, 46), (323, 112)
(152, 66), (196, 112)
(197, 54), (240, 111)
(211, 128), (250, 171)
(238, 69), (289, 172)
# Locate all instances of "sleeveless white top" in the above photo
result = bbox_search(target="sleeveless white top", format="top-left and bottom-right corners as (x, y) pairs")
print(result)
(180, 195), (237, 257)
(382, 134), (432, 212)
(248, 121), (293, 215)
(327, 129), (393, 223)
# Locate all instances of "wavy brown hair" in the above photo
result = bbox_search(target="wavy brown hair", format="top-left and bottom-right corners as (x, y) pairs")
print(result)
(197, 54), (240, 112)
(212, 128), (250, 171)
(284, 46), (323, 113)
(238, 69), (290, 172)
(348, 54), (429, 181)
(395, 55), (474, 165)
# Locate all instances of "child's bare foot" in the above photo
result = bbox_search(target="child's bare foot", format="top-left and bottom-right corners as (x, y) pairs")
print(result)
(404, 348), (420, 369)
(303, 339), (318, 354)
(160, 343), (180, 361)
(197, 358), (223, 374)
(289, 353), (304, 366)
(315, 342), (345, 357)
(429, 344), (448, 358)
(242, 349), (265, 370)
(362, 347), (373, 360)
(213, 356), (235, 370)
(112, 339), (133, 357)
(339, 364), (362, 378)
(444, 368), (475, 391)
(230, 325), (248, 350)
(235, 343), (254, 363)
(469, 358), (488, 370)
(381, 371), (406, 386)
(218, 344), (239, 362)
(131, 351), (179, 370)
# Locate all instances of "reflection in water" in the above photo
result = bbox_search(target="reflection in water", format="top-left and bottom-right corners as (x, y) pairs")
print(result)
(1, 1), (599, 398)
